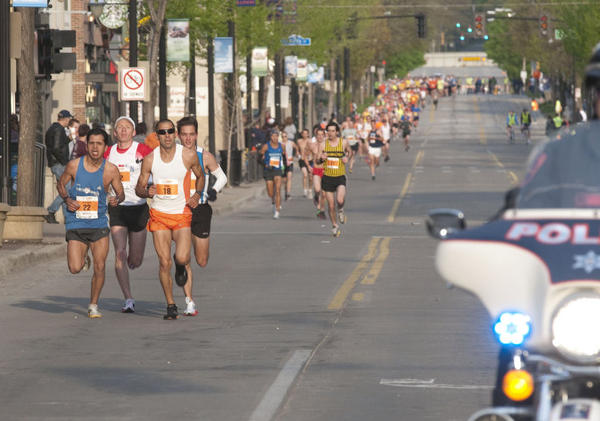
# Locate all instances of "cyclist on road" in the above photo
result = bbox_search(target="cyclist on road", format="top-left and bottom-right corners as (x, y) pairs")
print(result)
(520, 108), (532, 144)
(506, 111), (519, 143)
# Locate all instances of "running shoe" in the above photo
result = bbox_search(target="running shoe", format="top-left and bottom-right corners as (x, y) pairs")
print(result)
(338, 209), (346, 224)
(349, 167), (353, 174)
(317, 210), (326, 220)
(372, 175), (376, 181)
(184, 297), (198, 316)
(285, 193), (290, 201)
(332, 226), (341, 237)
(121, 298), (135, 313)
(173, 254), (188, 287)
(384, 155), (390, 162)
(313, 193), (319, 207)
(273, 210), (280, 219)
(88, 304), (102, 319)
(163, 304), (179, 320)
(82, 254), (91, 272)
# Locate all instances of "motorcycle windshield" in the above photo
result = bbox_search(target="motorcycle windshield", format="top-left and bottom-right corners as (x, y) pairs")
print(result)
(517, 122), (600, 209)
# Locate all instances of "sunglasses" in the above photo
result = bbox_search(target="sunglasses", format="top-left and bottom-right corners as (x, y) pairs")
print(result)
(157, 128), (175, 135)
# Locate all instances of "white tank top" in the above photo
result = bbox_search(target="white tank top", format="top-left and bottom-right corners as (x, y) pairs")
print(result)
(106, 142), (145, 206)
(151, 144), (190, 214)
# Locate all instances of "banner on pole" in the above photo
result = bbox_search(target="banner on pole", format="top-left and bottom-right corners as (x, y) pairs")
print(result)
(12, 0), (48, 6)
(296, 59), (307, 82)
(237, 0), (256, 5)
(252, 47), (268, 77)
(167, 19), (190, 62)
(284, 56), (297, 78)
(214, 37), (234, 73)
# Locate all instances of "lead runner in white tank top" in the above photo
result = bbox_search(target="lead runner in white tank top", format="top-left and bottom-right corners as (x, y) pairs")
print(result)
(151, 143), (190, 215)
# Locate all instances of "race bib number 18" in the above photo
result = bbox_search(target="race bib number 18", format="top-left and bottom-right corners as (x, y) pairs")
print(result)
(156, 179), (178, 199)
(76, 196), (99, 219)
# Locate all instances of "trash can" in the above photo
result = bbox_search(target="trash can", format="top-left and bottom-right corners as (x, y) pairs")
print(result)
(219, 150), (242, 186)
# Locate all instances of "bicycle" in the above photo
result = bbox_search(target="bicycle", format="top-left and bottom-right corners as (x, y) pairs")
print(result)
(507, 126), (515, 144)
(521, 124), (531, 144)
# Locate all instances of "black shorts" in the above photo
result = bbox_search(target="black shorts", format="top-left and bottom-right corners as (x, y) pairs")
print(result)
(108, 203), (150, 232)
(66, 227), (110, 245)
(403, 131), (411, 137)
(285, 163), (293, 174)
(322, 175), (346, 192)
(299, 160), (308, 169)
(263, 167), (283, 181)
(191, 203), (212, 238)
(350, 143), (359, 152)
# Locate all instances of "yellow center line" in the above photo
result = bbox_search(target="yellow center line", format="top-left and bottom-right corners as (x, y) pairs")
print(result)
(489, 151), (520, 185)
(328, 237), (380, 310)
(352, 293), (365, 302)
(388, 149), (423, 223)
(361, 237), (391, 285)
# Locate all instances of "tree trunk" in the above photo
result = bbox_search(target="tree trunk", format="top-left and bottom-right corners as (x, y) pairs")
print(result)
(143, 0), (168, 128)
(16, 8), (37, 206)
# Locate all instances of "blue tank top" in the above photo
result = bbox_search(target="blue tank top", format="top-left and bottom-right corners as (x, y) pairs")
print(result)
(264, 142), (283, 169)
(65, 158), (108, 230)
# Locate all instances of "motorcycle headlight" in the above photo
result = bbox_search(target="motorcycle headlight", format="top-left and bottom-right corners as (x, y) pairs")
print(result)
(552, 294), (600, 362)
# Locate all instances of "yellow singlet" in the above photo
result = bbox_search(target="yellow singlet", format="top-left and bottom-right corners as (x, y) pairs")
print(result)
(323, 138), (346, 178)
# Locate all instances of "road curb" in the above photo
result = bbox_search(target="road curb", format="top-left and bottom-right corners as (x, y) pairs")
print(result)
(0, 242), (65, 279)
(213, 185), (266, 216)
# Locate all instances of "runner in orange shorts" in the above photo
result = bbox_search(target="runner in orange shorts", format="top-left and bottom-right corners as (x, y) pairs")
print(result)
(135, 119), (205, 320)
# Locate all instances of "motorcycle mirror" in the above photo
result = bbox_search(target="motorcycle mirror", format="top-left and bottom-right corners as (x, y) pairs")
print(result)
(425, 208), (466, 239)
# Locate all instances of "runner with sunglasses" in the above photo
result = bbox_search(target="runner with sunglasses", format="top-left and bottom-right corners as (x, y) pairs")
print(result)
(135, 119), (205, 320)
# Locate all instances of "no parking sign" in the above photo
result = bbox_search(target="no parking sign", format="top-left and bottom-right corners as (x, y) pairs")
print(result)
(120, 67), (147, 101)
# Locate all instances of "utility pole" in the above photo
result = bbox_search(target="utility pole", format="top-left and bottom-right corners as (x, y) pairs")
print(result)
(0, 1), (10, 203)
(207, 37), (216, 155)
(274, 54), (282, 123)
(246, 53), (252, 123)
(343, 47), (350, 115)
(188, 45), (196, 117)
(128, 0), (138, 123)
(335, 55), (341, 119)
(158, 23), (167, 119)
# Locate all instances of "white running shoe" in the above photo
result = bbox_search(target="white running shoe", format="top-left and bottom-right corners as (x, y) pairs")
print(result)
(82, 254), (91, 272)
(332, 226), (341, 237)
(88, 304), (102, 319)
(184, 297), (198, 316)
(338, 209), (346, 224)
(273, 210), (280, 219)
(121, 298), (135, 313)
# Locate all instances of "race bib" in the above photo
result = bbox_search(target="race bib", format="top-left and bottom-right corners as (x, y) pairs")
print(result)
(76, 196), (98, 219)
(327, 157), (340, 169)
(118, 165), (131, 185)
(156, 179), (178, 199)
(269, 156), (281, 168)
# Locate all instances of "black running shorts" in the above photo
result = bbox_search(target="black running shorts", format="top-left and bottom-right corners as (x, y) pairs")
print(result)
(350, 143), (359, 152)
(66, 227), (110, 245)
(191, 203), (212, 238)
(263, 167), (283, 181)
(322, 175), (346, 192)
(285, 163), (293, 174)
(108, 203), (150, 232)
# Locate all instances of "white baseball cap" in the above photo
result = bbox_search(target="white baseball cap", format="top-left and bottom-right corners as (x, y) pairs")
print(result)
(114, 116), (136, 129)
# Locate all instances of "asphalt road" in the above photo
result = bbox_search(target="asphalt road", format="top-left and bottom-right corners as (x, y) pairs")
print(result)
(0, 93), (543, 421)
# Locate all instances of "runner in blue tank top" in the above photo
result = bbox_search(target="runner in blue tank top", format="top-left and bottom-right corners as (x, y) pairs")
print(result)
(259, 128), (287, 219)
(57, 128), (124, 318)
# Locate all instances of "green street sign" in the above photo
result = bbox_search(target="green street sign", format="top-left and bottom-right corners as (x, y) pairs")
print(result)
(555, 29), (564, 40)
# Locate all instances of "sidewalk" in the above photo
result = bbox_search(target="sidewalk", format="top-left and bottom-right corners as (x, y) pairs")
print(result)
(0, 181), (265, 279)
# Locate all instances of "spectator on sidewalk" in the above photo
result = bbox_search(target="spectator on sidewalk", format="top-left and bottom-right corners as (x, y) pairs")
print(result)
(283, 116), (297, 141)
(71, 123), (89, 160)
(45, 109), (73, 224)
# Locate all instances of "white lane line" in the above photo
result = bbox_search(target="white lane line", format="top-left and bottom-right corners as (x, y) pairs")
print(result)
(248, 350), (311, 421)
(380, 378), (493, 390)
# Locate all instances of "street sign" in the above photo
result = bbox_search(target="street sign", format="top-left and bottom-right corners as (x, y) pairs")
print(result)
(120, 67), (146, 101)
(281, 34), (311, 46)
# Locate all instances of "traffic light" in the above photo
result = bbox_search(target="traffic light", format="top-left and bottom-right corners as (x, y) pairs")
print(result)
(460, 34), (465, 41)
(474, 14), (485, 37)
(540, 15), (549, 36)
(456, 22), (461, 28)
(37, 29), (77, 77)
(467, 27), (473, 33)
(415, 13), (426, 39)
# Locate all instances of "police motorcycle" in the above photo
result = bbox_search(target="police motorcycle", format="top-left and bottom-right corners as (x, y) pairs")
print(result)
(426, 117), (600, 421)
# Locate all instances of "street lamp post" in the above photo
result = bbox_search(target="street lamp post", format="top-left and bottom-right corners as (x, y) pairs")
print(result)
(0, 1), (10, 203)
(128, 0), (138, 123)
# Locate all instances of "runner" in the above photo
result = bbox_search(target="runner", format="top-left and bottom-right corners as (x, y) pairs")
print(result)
(296, 128), (312, 198)
(380, 116), (391, 162)
(281, 131), (299, 201)
(367, 129), (384, 180)
(320, 121), (350, 237)
(135, 119), (205, 320)
(400, 114), (412, 151)
(104, 116), (154, 313)
(310, 127), (327, 220)
(520, 108), (532, 144)
(259, 128), (286, 219)
(57, 128), (125, 318)
(178, 116), (228, 316)
(342, 116), (359, 173)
